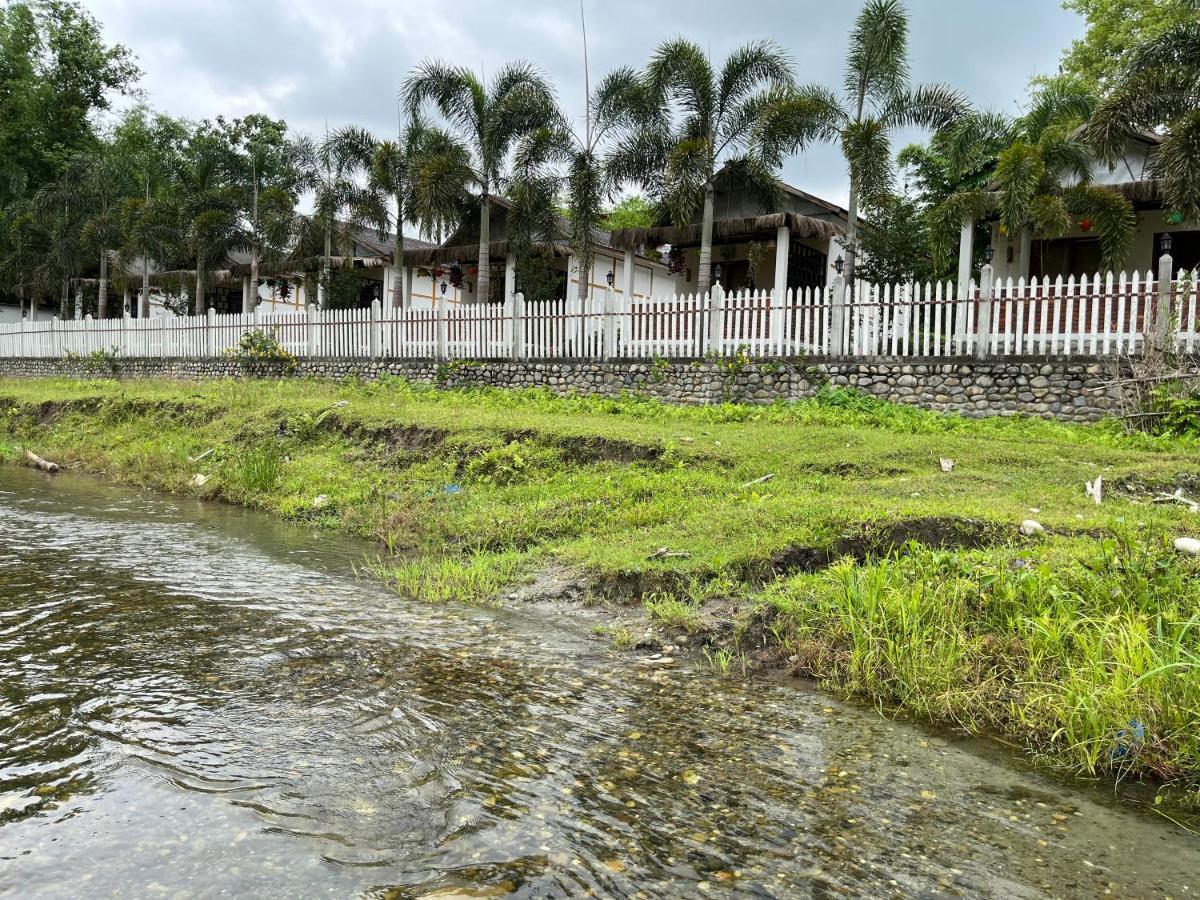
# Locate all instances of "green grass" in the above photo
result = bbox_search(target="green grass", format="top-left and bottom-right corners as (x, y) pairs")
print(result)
(1, 374), (1199, 799)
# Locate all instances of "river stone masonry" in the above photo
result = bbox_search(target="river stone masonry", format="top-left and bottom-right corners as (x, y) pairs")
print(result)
(0, 355), (1127, 423)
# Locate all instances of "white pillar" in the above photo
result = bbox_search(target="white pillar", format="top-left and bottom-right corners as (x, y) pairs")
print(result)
(504, 252), (516, 301)
(621, 249), (636, 302)
(707, 284), (725, 355)
(511, 290), (525, 361)
(1153, 247), (1174, 353)
(74, 285), (84, 320)
(242, 276), (252, 314)
(369, 298), (381, 358)
(957, 220), (974, 299)
(830, 274), (847, 356)
(773, 224), (791, 301)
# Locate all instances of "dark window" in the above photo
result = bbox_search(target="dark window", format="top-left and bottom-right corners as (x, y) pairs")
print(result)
(789, 243), (827, 290)
(1152, 231), (1200, 275)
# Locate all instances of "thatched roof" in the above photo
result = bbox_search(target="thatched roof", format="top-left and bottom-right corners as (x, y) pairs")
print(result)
(609, 212), (844, 251)
(401, 240), (573, 266)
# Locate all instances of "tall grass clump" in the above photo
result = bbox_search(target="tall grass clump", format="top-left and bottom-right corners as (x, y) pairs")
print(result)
(764, 532), (1200, 790)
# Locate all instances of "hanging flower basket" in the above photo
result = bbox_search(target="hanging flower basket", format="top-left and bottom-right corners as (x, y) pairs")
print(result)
(448, 264), (464, 289)
(1079, 218), (1093, 232)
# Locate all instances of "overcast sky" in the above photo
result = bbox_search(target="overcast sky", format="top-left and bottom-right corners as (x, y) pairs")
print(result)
(86, 0), (1085, 208)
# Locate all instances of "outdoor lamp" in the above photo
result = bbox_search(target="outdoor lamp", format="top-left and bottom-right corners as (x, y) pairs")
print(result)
(606, 270), (615, 288)
(1161, 233), (1173, 255)
(440, 280), (448, 296)
(834, 255), (844, 275)
(984, 245), (994, 265)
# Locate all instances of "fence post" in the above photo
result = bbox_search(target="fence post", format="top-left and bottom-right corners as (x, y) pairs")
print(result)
(707, 285), (725, 356)
(511, 291), (525, 361)
(830, 274), (846, 356)
(306, 304), (318, 357)
(205, 307), (217, 357)
(1153, 242), (1173, 354)
(603, 286), (616, 361)
(18, 317), (25, 358)
(436, 295), (448, 360)
(122, 311), (130, 357)
(975, 262), (994, 360)
(370, 299), (381, 359)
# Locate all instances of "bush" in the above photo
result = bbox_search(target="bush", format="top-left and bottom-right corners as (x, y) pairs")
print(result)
(226, 328), (296, 374)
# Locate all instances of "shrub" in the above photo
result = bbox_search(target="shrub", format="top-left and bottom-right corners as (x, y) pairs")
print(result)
(226, 328), (296, 374)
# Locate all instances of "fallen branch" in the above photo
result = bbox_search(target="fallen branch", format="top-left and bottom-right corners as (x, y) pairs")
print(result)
(24, 450), (60, 473)
(188, 448), (215, 464)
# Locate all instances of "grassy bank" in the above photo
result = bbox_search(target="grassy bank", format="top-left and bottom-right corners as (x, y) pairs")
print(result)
(2, 375), (1199, 799)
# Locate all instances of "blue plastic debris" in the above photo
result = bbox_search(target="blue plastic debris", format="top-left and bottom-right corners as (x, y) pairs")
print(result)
(442, 484), (462, 495)
(1111, 720), (1146, 761)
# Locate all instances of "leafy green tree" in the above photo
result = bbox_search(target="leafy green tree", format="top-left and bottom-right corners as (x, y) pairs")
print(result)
(1060, 0), (1197, 87)
(403, 60), (560, 303)
(601, 195), (656, 231)
(604, 39), (793, 296)
(0, 0), (138, 199)
(857, 194), (938, 284)
(1090, 5), (1200, 226)
(111, 106), (189, 315)
(930, 76), (1137, 273)
(757, 0), (968, 283)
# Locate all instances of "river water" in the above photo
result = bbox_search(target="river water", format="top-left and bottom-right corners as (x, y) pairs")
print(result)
(0, 465), (1197, 898)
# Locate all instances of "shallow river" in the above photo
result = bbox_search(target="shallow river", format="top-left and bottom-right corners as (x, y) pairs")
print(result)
(0, 465), (1198, 898)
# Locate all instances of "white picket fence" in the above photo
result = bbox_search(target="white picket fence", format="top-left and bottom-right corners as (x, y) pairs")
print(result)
(1, 270), (1197, 362)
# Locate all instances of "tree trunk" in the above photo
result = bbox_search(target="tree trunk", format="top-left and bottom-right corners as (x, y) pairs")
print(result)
(249, 244), (259, 314)
(98, 249), (109, 319)
(845, 180), (859, 289)
(320, 222), (332, 309)
(142, 258), (150, 318)
(578, 247), (591, 303)
(393, 194), (405, 308)
(194, 248), (205, 316)
(475, 192), (491, 305)
(60, 279), (69, 319)
(696, 181), (716, 296)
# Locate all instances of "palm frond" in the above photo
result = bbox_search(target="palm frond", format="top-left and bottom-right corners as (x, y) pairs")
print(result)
(879, 83), (970, 132)
(846, 0), (910, 106)
(717, 40), (794, 113)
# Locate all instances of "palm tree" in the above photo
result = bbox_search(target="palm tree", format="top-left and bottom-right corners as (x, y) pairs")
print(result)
(757, 0), (968, 283)
(369, 115), (472, 306)
(1090, 8), (1200, 226)
(168, 126), (241, 315)
(929, 77), (1136, 274)
(514, 67), (649, 302)
(292, 126), (381, 307)
(402, 61), (560, 303)
(605, 39), (794, 296)
(41, 146), (136, 317)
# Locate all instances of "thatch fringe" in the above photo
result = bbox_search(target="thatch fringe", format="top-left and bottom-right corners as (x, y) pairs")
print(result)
(401, 241), (572, 266)
(609, 212), (845, 251)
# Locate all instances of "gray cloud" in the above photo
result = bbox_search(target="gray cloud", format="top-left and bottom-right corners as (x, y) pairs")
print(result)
(90, 0), (1084, 206)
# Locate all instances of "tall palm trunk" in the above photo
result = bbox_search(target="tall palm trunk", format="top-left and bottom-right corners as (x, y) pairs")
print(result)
(393, 194), (405, 308)
(320, 221), (332, 309)
(194, 245), (205, 316)
(696, 180), (716, 296)
(98, 249), (109, 319)
(476, 191), (490, 304)
(60, 279), (69, 319)
(248, 168), (260, 313)
(26, 287), (36, 322)
(141, 258), (150, 318)
(844, 89), (866, 289)
(577, 248), (591, 303)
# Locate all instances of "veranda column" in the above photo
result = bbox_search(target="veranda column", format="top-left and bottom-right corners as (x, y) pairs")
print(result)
(242, 276), (252, 314)
(621, 249), (636, 302)
(122, 286), (131, 316)
(957, 220), (974, 299)
(504, 253), (516, 301)
(1018, 229), (1032, 280)
(773, 223), (791, 302)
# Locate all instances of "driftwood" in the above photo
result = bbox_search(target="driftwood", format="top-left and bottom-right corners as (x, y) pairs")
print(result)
(1152, 490), (1200, 513)
(24, 450), (60, 473)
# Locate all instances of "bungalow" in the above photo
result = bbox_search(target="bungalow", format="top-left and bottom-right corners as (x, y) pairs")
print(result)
(957, 130), (1199, 286)
(399, 196), (684, 308)
(607, 176), (849, 299)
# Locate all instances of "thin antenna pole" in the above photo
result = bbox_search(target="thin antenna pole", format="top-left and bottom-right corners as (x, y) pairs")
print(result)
(581, 0), (591, 149)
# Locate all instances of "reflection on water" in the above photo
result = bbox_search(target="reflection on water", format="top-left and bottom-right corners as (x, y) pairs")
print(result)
(0, 466), (1197, 899)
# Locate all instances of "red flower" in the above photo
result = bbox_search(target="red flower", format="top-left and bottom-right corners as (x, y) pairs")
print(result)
(1080, 219), (1093, 232)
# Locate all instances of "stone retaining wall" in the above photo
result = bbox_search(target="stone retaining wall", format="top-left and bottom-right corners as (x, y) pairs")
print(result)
(0, 355), (1125, 423)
